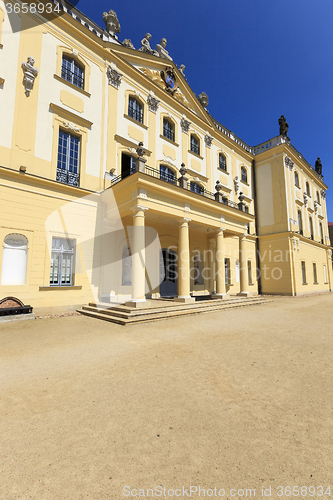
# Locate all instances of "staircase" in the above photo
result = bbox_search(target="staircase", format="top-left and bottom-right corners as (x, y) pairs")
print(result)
(77, 296), (269, 325)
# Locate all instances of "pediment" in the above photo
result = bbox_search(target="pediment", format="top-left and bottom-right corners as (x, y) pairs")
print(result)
(109, 45), (214, 127)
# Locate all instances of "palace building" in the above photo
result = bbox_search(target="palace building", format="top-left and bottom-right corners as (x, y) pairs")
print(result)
(0, 2), (331, 315)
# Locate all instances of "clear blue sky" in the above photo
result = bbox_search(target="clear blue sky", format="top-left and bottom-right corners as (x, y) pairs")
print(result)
(77, 0), (333, 220)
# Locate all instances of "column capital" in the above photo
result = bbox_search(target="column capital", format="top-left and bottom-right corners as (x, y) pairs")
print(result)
(131, 204), (149, 215)
(179, 217), (191, 225)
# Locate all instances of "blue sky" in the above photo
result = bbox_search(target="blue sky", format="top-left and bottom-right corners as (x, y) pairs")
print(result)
(78, 0), (333, 219)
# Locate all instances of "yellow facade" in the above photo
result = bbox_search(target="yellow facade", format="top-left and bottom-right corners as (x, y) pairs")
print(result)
(0, 2), (331, 313)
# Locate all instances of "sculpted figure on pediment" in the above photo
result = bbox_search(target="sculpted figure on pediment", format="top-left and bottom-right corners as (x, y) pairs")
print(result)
(139, 33), (158, 56)
(155, 38), (173, 61)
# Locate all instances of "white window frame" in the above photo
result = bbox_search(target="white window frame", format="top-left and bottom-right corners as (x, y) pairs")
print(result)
(50, 237), (75, 286)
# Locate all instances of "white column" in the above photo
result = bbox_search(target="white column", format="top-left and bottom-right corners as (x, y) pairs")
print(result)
(174, 218), (195, 303)
(238, 234), (251, 297)
(209, 239), (216, 294)
(125, 206), (151, 308)
(214, 229), (227, 298)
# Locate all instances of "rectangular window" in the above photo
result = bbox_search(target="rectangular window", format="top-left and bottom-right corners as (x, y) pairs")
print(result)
(298, 210), (303, 235)
(309, 217), (314, 240)
(247, 260), (253, 285)
(61, 55), (84, 89)
(50, 238), (75, 286)
(225, 258), (230, 285)
(56, 130), (80, 186)
(128, 96), (143, 123)
(324, 264), (328, 283)
(313, 263), (318, 284)
(320, 223), (324, 244)
(301, 261), (307, 284)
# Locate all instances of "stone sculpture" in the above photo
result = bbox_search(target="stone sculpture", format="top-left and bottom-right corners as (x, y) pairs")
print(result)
(179, 64), (185, 75)
(103, 10), (121, 36)
(278, 115), (289, 137)
(233, 176), (240, 193)
(198, 92), (209, 108)
(155, 38), (173, 61)
(138, 33), (158, 56)
(22, 57), (38, 96)
(122, 39), (135, 49)
(315, 157), (322, 176)
(136, 142), (145, 158)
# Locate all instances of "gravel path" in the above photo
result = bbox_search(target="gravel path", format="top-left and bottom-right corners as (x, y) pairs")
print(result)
(1, 295), (333, 499)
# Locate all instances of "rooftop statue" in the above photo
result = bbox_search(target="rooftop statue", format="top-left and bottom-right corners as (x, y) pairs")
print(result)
(103, 10), (121, 36)
(315, 157), (323, 176)
(179, 64), (185, 76)
(198, 92), (209, 108)
(22, 56), (38, 96)
(155, 38), (173, 61)
(122, 39), (135, 49)
(138, 33), (158, 56)
(278, 115), (289, 137)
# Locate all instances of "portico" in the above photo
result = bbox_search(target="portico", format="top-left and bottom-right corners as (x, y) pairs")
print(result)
(100, 166), (257, 305)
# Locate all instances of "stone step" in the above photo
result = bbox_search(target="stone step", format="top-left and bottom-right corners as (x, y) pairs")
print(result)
(87, 297), (267, 317)
(77, 297), (269, 325)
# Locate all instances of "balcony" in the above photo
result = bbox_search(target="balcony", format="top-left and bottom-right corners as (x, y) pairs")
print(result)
(110, 165), (251, 215)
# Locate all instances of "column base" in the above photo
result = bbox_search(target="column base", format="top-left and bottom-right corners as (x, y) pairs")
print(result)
(173, 296), (196, 304)
(125, 300), (152, 309)
(237, 291), (252, 297)
(212, 293), (228, 299)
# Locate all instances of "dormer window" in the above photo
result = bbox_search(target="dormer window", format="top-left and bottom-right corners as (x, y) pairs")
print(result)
(61, 55), (84, 89)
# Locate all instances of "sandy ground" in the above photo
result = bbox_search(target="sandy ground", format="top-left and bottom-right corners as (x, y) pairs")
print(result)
(1, 295), (333, 500)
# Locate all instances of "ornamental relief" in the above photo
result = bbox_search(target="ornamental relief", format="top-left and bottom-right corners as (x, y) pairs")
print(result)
(139, 66), (192, 110)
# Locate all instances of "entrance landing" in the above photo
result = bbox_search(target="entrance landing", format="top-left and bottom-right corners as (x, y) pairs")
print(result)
(77, 296), (269, 325)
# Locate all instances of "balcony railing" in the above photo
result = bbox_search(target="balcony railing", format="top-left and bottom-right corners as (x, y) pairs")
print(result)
(110, 165), (251, 214)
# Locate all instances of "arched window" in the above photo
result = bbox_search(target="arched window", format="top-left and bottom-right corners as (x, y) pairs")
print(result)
(163, 118), (175, 142)
(316, 191), (320, 204)
(241, 166), (247, 183)
(128, 96), (143, 123)
(295, 171), (300, 187)
(61, 55), (84, 89)
(190, 182), (204, 195)
(190, 135), (200, 155)
(1, 234), (28, 285)
(160, 165), (175, 184)
(306, 182), (310, 196)
(122, 246), (132, 286)
(219, 153), (227, 171)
